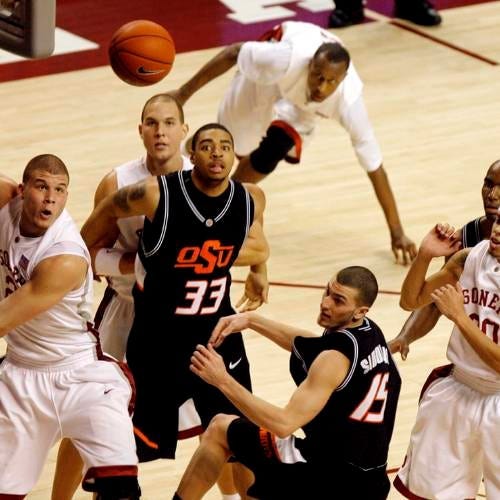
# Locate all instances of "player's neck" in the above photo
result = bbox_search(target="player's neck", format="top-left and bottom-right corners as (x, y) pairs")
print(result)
(344, 317), (365, 329)
(146, 154), (183, 177)
(190, 170), (230, 197)
(480, 215), (494, 239)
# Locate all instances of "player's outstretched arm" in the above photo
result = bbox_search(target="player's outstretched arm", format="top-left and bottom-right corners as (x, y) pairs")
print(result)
(388, 303), (442, 360)
(191, 344), (349, 437)
(234, 184), (270, 310)
(210, 311), (316, 352)
(400, 224), (465, 311)
(81, 177), (159, 250)
(234, 183), (269, 267)
(338, 95), (416, 264)
(0, 255), (87, 337)
(235, 262), (269, 312)
(168, 42), (243, 105)
(367, 165), (417, 265)
(432, 283), (500, 373)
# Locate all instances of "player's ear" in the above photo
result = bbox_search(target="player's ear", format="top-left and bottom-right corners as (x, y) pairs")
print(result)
(138, 123), (143, 139)
(19, 183), (25, 198)
(353, 306), (369, 321)
(181, 123), (189, 140)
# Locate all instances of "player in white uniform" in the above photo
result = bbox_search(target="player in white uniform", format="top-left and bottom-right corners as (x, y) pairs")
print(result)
(91, 94), (192, 361)
(52, 95), (243, 500)
(170, 20), (416, 264)
(0, 155), (140, 499)
(394, 217), (500, 499)
(51, 94), (201, 499)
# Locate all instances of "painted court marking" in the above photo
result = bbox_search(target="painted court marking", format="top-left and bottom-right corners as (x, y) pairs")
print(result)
(233, 279), (400, 296)
(366, 8), (498, 65)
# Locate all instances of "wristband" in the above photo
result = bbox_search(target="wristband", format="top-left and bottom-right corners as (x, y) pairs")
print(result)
(94, 248), (124, 276)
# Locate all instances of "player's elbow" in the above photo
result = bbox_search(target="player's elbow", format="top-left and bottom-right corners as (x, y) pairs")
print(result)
(225, 42), (243, 64)
(257, 240), (270, 264)
(273, 421), (296, 439)
(491, 358), (500, 375)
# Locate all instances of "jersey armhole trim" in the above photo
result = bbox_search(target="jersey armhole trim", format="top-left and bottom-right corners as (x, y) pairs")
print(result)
(141, 176), (169, 258)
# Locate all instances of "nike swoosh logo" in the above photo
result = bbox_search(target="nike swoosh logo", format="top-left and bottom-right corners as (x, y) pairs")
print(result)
(137, 66), (164, 75)
(229, 357), (242, 370)
(104, 388), (112, 394)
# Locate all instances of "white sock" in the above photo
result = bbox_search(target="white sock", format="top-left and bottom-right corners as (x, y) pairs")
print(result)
(221, 494), (241, 500)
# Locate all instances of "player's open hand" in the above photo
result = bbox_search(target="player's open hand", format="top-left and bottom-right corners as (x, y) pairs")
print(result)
(420, 223), (462, 259)
(431, 282), (465, 322)
(209, 313), (250, 347)
(391, 233), (417, 265)
(387, 336), (410, 360)
(190, 344), (228, 387)
(236, 270), (269, 312)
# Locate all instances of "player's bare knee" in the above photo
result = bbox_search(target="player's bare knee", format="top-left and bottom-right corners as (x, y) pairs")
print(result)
(204, 414), (239, 447)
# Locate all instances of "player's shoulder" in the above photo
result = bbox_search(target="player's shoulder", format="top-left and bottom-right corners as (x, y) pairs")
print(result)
(94, 170), (118, 204)
(447, 247), (473, 276)
(241, 182), (265, 203)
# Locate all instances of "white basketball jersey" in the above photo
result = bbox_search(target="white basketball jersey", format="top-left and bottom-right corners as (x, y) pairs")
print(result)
(0, 197), (96, 366)
(109, 156), (193, 298)
(447, 240), (500, 391)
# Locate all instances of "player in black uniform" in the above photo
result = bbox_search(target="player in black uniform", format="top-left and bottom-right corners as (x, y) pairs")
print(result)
(81, 123), (269, 464)
(174, 266), (401, 500)
(389, 159), (500, 358)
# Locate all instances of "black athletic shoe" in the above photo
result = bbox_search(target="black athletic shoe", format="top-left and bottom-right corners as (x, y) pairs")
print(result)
(328, 7), (365, 28)
(394, 0), (442, 26)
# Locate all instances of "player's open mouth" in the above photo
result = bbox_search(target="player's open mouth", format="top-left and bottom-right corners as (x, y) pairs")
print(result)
(40, 209), (52, 218)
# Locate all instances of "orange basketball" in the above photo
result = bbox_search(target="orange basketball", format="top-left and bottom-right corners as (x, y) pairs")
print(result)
(109, 20), (175, 86)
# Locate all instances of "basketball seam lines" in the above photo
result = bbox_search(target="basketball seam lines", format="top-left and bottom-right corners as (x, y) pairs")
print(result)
(110, 49), (174, 67)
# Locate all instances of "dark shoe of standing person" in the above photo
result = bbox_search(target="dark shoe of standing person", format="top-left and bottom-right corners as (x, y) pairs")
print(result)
(328, 6), (365, 28)
(394, 0), (442, 26)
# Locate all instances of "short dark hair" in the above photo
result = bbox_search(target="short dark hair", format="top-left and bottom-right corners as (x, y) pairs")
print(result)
(191, 123), (234, 150)
(141, 93), (185, 123)
(337, 266), (378, 307)
(22, 154), (69, 184)
(314, 42), (350, 69)
(487, 159), (500, 173)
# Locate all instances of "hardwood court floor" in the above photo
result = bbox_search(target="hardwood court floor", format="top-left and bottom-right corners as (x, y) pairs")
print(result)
(1, 1), (498, 498)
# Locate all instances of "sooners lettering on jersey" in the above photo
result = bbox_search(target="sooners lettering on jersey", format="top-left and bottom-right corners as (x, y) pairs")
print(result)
(447, 240), (500, 388)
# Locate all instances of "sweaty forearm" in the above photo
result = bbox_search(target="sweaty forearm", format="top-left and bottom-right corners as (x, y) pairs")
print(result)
(454, 312), (500, 373)
(245, 312), (315, 351)
(367, 166), (403, 237)
(81, 207), (118, 249)
(396, 303), (441, 344)
(218, 375), (294, 437)
(400, 251), (433, 310)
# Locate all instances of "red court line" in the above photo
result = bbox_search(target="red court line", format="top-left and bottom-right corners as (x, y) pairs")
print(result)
(389, 19), (499, 66)
(233, 279), (400, 296)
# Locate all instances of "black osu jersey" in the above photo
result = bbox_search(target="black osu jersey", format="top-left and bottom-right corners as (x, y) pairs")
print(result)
(290, 318), (401, 470)
(461, 217), (485, 249)
(134, 170), (254, 349)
